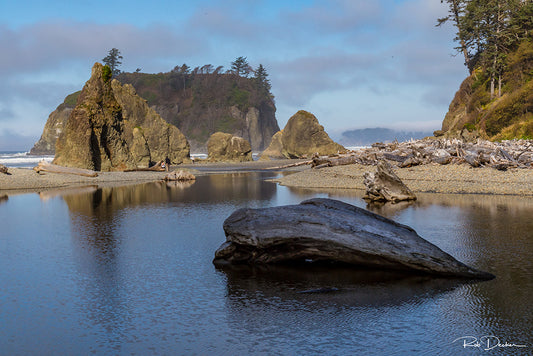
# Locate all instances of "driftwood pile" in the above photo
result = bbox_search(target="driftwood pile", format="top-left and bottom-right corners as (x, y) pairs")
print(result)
(312, 138), (533, 171)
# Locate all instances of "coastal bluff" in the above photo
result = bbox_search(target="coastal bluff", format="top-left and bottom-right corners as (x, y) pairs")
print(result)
(53, 63), (190, 171)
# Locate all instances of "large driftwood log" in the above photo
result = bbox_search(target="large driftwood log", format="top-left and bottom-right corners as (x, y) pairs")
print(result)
(213, 198), (494, 279)
(33, 161), (98, 177)
(266, 160), (312, 170)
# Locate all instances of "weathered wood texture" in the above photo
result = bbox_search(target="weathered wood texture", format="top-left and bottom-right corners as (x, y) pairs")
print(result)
(33, 161), (98, 177)
(214, 198), (494, 279)
(308, 138), (533, 170)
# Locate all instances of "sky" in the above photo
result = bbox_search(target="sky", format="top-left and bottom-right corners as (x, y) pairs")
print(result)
(0, 0), (468, 151)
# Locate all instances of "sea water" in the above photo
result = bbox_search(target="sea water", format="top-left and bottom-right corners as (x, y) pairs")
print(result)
(0, 151), (54, 168)
(0, 172), (531, 355)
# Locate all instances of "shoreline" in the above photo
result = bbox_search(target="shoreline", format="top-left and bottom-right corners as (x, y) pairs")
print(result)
(1, 159), (532, 197)
(0, 159), (306, 196)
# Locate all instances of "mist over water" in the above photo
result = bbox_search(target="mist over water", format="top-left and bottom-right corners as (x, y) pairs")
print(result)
(1, 173), (531, 355)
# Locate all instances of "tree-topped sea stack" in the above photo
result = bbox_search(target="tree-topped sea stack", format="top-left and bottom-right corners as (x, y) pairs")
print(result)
(260, 110), (344, 159)
(53, 63), (190, 171)
(33, 57), (279, 154)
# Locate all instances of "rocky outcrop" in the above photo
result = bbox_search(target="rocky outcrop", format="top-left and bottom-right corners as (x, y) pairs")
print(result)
(30, 91), (80, 155)
(53, 63), (190, 171)
(213, 198), (494, 279)
(207, 132), (252, 162)
(260, 110), (344, 159)
(258, 130), (284, 160)
(363, 161), (417, 202)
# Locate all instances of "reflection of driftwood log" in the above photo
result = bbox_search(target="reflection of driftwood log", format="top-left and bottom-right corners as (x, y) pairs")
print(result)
(214, 198), (494, 279)
(363, 161), (417, 203)
(33, 161), (98, 177)
(38, 186), (98, 200)
(163, 170), (196, 181)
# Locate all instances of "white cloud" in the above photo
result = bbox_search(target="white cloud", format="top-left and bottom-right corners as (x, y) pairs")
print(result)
(0, 0), (469, 150)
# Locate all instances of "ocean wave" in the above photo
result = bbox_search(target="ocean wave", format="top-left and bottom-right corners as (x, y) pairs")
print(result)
(0, 152), (54, 168)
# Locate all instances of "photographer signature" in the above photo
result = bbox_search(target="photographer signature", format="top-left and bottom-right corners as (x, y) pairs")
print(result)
(453, 335), (527, 351)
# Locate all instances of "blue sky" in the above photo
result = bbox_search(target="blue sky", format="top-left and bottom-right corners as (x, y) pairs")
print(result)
(0, 0), (467, 151)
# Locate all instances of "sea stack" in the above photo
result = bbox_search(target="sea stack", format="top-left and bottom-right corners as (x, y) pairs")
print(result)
(260, 110), (344, 159)
(53, 63), (190, 171)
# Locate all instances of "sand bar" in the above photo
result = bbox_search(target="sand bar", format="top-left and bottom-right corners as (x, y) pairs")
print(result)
(272, 163), (533, 196)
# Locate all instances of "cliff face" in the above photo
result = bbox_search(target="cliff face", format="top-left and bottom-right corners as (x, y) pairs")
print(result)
(441, 41), (533, 140)
(117, 71), (279, 152)
(53, 63), (189, 171)
(29, 91), (80, 155)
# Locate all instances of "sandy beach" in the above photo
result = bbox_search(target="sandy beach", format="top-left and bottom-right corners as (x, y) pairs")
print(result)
(272, 163), (533, 196)
(1, 160), (532, 196)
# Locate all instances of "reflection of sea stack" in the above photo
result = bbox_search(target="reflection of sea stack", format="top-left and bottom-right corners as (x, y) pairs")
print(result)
(53, 63), (190, 171)
(260, 110), (344, 160)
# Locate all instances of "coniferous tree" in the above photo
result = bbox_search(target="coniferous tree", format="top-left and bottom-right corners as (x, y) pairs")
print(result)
(437, 0), (472, 72)
(439, 0), (525, 97)
(231, 56), (251, 77)
(102, 48), (123, 77)
(253, 64), (271, 92)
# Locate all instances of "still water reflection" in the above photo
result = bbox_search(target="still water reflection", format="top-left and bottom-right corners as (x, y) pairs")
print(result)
(1, 172), (531, 355)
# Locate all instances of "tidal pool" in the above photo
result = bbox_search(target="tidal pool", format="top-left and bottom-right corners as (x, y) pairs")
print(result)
(1, 172), (531, 355)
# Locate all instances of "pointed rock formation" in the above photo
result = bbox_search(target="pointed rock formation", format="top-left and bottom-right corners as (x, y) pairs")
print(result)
(53, 63), (190, 171)
(260, 110), (344, 159)
(213, 198), (494, 279)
